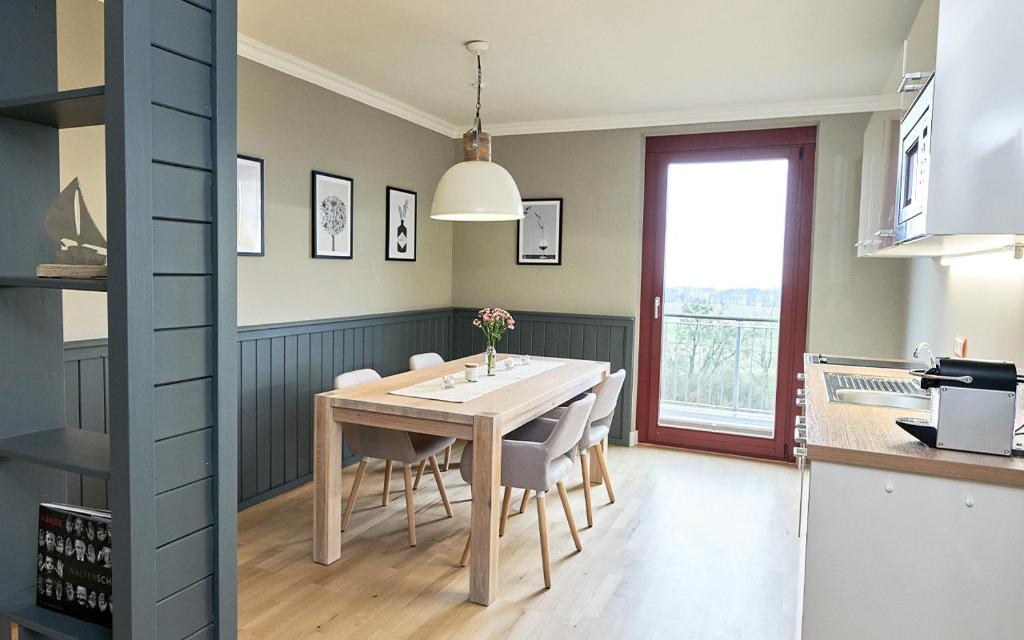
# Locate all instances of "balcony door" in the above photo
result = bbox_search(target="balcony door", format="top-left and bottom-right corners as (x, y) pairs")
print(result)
(637, 127), (816, 461)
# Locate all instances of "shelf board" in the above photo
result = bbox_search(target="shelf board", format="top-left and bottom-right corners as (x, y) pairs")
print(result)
(0, 428), (110, 480)
(0, 276), (107, 292)
(0, 586), (111, 640)
(0, 86), (105, 129)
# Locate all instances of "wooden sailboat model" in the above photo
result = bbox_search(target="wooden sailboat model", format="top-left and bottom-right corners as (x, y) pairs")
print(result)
(36, 178), (108, 279)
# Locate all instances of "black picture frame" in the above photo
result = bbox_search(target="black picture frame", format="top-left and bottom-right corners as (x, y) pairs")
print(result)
(517, 198), (563, 265)
(236, 155), (265, 256)
(311, 170), (354, 259)
(385, 186), (417, 262)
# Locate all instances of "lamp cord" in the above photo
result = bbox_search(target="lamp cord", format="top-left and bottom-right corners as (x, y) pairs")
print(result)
(474, 53), (483, 133)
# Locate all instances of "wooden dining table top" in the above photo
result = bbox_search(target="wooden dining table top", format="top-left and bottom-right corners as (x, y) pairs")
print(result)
(325, 354), (610, 434)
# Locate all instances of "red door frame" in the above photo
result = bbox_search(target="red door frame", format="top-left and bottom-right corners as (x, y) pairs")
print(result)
(637, 126), (817, 462)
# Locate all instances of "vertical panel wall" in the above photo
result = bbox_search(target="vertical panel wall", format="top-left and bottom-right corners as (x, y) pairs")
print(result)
(451, 308), (635, 444)
(105, 0), (236, 638)
(0, 0), (69, 621)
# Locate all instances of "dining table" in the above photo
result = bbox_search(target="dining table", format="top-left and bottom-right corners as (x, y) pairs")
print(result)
(311, 353), (610, 605)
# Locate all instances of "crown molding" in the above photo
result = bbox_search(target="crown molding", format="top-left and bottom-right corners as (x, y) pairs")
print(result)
(237, 34), (461, 138)
(236, 33), (898, 139)
(483, 94), (902, 136)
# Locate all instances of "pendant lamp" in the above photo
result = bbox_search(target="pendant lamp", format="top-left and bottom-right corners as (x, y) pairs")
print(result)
(430, 41), (523, 222)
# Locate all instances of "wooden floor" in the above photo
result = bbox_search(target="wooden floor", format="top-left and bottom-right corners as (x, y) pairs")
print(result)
(238, 444), (801, 640)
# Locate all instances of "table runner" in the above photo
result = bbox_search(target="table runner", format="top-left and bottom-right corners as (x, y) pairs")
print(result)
(389, 358), (565, 403)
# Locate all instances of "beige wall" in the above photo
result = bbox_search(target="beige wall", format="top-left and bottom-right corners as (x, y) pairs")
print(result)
(454, 115), (909, 359)
(57, 2), (455, 340)
(235, 59), (454, 326)
(57, 0), (107, 340)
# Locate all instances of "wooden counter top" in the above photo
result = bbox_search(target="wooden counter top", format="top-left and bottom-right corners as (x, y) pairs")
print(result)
(805, 362), (1024, 488)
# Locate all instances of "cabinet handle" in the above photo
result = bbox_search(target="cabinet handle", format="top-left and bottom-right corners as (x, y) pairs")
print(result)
(654, 296), (661, 320)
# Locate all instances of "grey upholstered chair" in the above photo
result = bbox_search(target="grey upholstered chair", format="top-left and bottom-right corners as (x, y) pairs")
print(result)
(335, 368), (455, 547)
(458, 393), (596, 589)
(518, 369), (626, 527)
(408, 352), (455, 473)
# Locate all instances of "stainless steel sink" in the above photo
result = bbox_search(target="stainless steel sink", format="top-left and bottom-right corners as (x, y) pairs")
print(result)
(833, 388), (931, 411)
(824, 372), (930, 411)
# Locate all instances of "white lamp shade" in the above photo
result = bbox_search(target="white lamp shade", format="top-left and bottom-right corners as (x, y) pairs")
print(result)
(430, 160), (523, 221)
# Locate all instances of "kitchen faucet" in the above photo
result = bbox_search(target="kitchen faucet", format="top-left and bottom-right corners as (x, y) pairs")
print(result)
(912, 341), (938, 368)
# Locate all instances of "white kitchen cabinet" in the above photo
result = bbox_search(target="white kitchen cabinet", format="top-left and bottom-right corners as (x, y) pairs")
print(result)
(856, 111), (901, 257)
(801, 461), (1024, 639)
(872, 0), (1024, 257)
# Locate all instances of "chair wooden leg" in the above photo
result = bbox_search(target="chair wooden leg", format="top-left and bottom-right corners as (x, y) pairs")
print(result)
(536, 491), (551, 589)
(413, 459), (426, 490)
(557, 481), (582, 552)
(499, 486), (513, 537)
(382, 459), (393, 506)
(443, 444), (452, 471)
(518, 488), (532, 514)
(403, 464), (416, 547)
(341, 460), (368, 532)
(580, 450), (594, 528)
(460, 534), (471, 567)
(595, 444), (615, 503)
(428, 455), (453, 518)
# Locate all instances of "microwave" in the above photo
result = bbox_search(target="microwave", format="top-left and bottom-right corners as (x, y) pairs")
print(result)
(894, 75), (934, 244)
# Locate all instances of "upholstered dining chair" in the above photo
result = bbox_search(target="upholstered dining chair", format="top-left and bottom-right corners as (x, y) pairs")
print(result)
(458, 394), (596, 589)
(408, 352), (455, 474)
(517, 369), (626, 528)
(334, 368), (455, 546)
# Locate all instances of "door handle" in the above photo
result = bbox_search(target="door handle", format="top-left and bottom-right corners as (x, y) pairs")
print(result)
(654, 296), (661, 320)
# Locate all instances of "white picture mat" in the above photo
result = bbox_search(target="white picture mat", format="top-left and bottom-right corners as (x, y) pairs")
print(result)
(519, 200), (561, 263)
(313, 173), (352, 257)
(237, 157), (262, 254)
(387, 188), (416, 260)
(389, 358), (566, 403)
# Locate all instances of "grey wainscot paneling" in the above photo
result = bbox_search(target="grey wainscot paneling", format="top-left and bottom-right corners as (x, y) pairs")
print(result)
(63, 307), (634, 510)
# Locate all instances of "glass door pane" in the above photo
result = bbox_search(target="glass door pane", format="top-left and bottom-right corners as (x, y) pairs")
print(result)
(658, 159), (789, 438)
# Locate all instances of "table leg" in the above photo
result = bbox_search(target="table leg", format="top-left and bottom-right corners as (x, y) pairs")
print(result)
(313, 394), (343, 565)
(469, 413), (501, 605)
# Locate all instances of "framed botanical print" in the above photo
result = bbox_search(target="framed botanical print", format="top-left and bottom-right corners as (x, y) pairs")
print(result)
(385, 186), (416, 261)
(311, 170), (353, 259)
(236, 155), (264, 256)
(517, 198), (563, 265)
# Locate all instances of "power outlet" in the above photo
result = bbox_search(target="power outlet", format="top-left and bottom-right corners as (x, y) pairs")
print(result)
(954, 335), (968, 358)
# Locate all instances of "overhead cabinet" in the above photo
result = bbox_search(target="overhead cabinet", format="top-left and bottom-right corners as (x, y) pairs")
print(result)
(861, 0), (1024, 258)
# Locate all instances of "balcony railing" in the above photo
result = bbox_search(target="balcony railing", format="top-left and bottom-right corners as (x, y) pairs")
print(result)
(659, 312), (779, 433)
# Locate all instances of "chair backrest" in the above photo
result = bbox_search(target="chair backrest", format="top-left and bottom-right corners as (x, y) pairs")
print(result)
(409, 352), (444, 371)
(543, 394), (595, 460)
(590, 369), (626, 427)
(334, 368), (381, 389)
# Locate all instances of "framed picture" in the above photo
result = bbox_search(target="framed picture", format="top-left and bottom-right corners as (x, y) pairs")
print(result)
(385, 186), (416, 261)
(517, 198), (563, 265)
(311, 170), (353, 259)
(236, 155), (264, 256)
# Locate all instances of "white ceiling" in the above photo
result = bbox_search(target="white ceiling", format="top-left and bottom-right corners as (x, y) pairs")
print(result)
(238, 0), (923, 137)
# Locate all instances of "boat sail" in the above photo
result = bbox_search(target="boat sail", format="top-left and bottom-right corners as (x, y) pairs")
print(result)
(42, 178), (107, 266)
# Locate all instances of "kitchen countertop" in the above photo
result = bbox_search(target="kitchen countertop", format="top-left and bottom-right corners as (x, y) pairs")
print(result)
(805, 361), (1024, 488)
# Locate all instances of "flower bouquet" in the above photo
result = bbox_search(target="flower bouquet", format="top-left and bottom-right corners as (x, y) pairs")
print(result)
(473, 307), (515, 375)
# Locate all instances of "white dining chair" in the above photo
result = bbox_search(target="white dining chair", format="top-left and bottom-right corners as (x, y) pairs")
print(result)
(458, 394), (596, 588)
(517, 369), (626, 527)
(408, 352), (455, 473)
(335, 368), (455, 546)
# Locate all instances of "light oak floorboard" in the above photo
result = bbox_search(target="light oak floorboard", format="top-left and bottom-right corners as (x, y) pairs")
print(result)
(239, 445), (801, 640)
